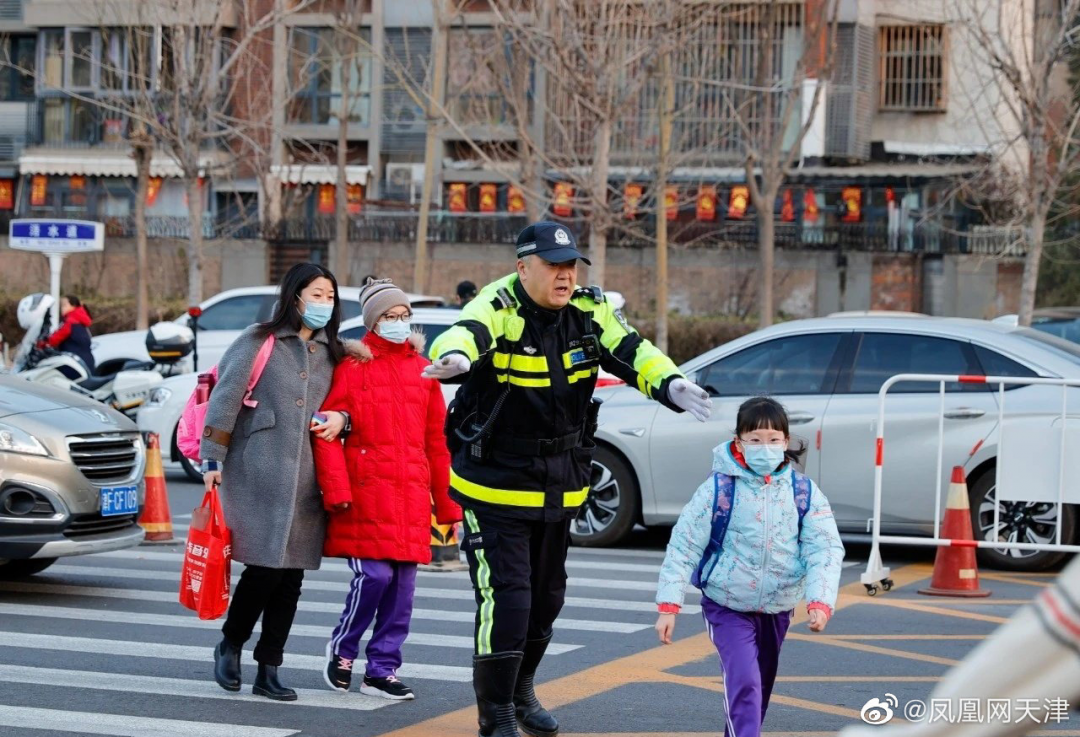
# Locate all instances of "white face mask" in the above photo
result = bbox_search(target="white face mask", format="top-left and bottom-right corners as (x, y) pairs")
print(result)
(377, 320), (411, 344)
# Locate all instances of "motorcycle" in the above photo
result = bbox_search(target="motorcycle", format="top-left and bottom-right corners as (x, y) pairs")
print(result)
(12, 293), (193, 420)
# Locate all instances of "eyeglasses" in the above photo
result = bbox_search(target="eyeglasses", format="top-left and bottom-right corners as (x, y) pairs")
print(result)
(380, 313), (412, 323)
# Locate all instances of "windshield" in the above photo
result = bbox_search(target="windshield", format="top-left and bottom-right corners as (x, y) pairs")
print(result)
(1016, 328), (1080, 365)
(1032, 318), (1080, 344)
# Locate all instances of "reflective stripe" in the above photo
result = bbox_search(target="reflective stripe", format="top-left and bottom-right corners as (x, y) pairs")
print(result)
(452, 471), (587, 509)
(563, 487), (589, 506)
(496, 375), (552, 388)
(452, 470), (545, 507)
(638, 355), (669, 387)
(567, 367), (598, 384)
(493, 352), (549, 373)
(465, 510), (494, 654)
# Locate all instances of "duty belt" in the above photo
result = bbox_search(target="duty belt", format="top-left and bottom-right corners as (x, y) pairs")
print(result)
(491, 429), (583, 456)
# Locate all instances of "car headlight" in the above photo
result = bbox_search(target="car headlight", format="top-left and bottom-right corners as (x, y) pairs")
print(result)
(0, 422), (49, 456)
(147, 387), (173, 407)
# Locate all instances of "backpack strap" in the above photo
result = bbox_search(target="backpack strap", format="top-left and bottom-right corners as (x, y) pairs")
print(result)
(791, 469), (813, 539)
(241, 335), (276, 409)
(691, 472), (736, 589)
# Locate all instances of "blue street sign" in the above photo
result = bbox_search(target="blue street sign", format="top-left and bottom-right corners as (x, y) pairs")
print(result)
(9, 219), (104, 253)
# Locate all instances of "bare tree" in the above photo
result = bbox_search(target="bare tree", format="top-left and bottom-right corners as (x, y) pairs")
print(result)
(685, 0), (837, 328)
(332, 0), (367, 282)
(950, 0), (1080, 325)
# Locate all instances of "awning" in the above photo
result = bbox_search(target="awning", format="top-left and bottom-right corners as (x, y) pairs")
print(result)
(270, 164), (370, 186)
(883, 141), (991, 157)
(18, 150), (216, 179)
(789, 163), (983, 179)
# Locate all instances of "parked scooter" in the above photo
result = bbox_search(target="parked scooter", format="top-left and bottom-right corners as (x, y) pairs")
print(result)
(12, 293), (191, 419)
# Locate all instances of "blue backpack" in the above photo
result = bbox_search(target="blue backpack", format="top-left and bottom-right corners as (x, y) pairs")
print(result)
(691, 470), (813, 589)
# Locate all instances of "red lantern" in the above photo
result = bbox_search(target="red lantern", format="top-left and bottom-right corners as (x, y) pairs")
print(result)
(841, 186), (862, 223)
(552, 182), (573, 217)
(696, 185), (717, 221)
(624, 183), (643, 219)
(146, 177), (163, 206)
(803, 187), (820, 223)
(479, 183), (497, 213)
(507, 185), (526, 214)
(0, 179), (14, 210)
(30, 175), (47, 207)
(448, 183), (467, 213)
(347, 184), (363, 215)
(317, 183), (335, 214)
(728, 185), (749, 219)
(885, 186), (896, 204)
(780, 189), (795, 222)
(664, 185), (678, 221)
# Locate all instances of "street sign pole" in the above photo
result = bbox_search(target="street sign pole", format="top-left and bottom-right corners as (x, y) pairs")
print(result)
(8, 219), (105, 332)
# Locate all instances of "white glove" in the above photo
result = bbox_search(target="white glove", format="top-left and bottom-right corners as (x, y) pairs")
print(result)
(668, 378), (712, 422)
(422, 354), (471, 380)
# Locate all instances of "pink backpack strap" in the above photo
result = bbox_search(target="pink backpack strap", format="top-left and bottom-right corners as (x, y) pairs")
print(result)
(241, 334), (275, 409)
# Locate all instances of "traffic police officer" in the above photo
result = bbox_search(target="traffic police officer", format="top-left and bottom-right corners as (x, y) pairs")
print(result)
(424, 222), (712, 737)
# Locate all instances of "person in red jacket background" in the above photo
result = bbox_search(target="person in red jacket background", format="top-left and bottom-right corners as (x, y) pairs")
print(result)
(314, 278), (459, 701)
(40, 295), (95, 373)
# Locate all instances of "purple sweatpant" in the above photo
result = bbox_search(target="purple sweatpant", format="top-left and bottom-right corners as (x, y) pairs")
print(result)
(329, 558), (417, 678)
(701, 596), (792, 737)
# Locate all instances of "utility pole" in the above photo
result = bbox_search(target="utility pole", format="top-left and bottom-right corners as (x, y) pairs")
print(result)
(655, 42), (673, 353)
(413, 0), (449, 294)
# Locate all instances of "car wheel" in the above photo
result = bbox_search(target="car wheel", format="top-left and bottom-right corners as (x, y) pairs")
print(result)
(0, 558), (57, 579)
(970, 468), (1076, 572)
(570, 445), (640, 547)
(173, 423), (204, 483)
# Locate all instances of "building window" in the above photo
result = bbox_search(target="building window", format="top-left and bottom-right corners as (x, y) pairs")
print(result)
(878, 25), (947, 112)
(0, 36), (36, 101)
(287, 27), (372, 126)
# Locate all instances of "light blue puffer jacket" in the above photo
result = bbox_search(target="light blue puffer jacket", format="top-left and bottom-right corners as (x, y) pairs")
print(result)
(656, 442), (845, 613)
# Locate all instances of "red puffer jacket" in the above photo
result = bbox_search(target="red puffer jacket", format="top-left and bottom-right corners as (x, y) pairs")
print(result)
(314, 331), (459, 563)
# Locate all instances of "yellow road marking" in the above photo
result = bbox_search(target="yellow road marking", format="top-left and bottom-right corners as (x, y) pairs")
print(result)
(979, 572), (1053, 588)
(786, 633), (960, 667)
(863, 597), (1009, 624)
(380, 565), (933, 737)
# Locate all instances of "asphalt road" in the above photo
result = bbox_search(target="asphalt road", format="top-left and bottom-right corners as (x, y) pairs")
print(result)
(0, 467), (1074, 737)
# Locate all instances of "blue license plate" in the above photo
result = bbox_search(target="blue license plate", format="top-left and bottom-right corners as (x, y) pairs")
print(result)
(100, 486), (139, 517)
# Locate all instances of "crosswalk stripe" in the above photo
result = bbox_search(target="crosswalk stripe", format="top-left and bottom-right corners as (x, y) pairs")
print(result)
(0, 705), (299, 737)
(0, 631), (472, 682)
(46, 565), (687, 614)
(0, 581), (651, 633)
(0, 663), (392, 711)
(111, 544), (664, 575)
(0, 602), (581, 654)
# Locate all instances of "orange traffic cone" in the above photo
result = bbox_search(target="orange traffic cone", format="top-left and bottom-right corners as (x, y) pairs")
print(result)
(138, 433), (175, 543)
(918, 466), (990, 598)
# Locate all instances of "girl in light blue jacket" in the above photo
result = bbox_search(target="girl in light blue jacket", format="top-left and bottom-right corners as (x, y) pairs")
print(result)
(655, 397), (844, 737)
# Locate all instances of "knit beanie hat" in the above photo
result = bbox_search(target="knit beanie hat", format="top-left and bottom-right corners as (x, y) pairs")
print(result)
(359, 278), (410, 330)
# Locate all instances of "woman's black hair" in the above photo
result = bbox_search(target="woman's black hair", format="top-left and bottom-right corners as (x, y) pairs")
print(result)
(257, 262), (344, 363)
(735, 396), (801, 466)
(63, 294), (90, 319)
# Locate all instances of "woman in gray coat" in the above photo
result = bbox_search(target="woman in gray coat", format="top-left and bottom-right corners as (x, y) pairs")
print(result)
(200, 262), (348, 701)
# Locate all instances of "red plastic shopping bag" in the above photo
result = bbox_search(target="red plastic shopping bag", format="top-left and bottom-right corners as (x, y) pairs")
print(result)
(179, 487), (231, 620)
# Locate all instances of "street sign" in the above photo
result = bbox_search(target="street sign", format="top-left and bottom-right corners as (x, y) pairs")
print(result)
(9, 219), (104, 254)
(8, 219), (106, 330)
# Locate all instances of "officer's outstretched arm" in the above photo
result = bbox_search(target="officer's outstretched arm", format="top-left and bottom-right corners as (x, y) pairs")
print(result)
(588, 298), (688, 413)
(427, 287), (504, 381)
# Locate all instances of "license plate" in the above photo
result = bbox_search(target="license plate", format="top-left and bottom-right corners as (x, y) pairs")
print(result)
(100, 486), (139, 517)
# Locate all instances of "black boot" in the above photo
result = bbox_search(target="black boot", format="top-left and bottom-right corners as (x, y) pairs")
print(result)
(474, 651), (524, 737)
(213, 638), (241, 692)
(514, 636), (559, 737)
(253, 664), (297, 701)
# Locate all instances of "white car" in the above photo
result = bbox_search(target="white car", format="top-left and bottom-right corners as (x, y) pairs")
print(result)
(92, 286), (446, 377)
(139, 306), (463, 481)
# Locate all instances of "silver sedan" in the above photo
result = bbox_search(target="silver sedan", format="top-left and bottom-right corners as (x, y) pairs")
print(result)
(581, 315), (1080, 572)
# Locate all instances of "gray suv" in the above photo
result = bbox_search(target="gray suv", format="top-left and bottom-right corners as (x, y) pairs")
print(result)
(0, 376), (146, 577)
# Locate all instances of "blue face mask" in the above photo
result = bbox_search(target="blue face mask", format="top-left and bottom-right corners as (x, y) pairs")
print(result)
(300, 300), (333, 330)
(377, 319), (412, 344)
(742, 443), (786, 477)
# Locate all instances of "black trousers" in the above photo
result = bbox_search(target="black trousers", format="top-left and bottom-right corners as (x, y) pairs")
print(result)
(221, 565), (305, 666)
(461, 507), (571, 655)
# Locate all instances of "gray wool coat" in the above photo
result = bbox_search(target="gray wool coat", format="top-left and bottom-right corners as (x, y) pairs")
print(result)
(199, 323), (336, 570)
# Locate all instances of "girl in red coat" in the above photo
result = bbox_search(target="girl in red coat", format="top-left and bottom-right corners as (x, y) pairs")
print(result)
(314, 278), (460, 700)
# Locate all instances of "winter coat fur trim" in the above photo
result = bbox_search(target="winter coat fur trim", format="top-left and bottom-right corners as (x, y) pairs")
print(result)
(343, 330), (426, 361)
